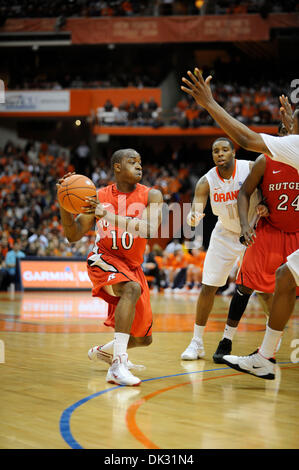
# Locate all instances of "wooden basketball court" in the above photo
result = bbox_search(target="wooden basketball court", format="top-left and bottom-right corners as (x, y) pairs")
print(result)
(0, 290), (298, 449)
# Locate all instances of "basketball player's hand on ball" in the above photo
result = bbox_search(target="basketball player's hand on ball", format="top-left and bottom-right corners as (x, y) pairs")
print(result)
(240, 224), (256, 247)
(187, 211), (205, 227)
(256, 203), (269, 217)
(56, 172), (76, 190)
(84, 196), (107, 219)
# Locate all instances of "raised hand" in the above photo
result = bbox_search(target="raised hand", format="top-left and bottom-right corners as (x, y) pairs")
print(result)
(181, 68), (214, 109)
(279, 95), (294, 135)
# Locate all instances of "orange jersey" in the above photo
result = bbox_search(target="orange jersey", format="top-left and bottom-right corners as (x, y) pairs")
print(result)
(189, 251), (206, 269)
(90, 183), (151, 269)
(166, 252), (190, 269)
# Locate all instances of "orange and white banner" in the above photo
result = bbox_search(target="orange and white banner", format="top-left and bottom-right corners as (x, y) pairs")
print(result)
(3, 14), (299, 44)
(20, 259), (92, 290)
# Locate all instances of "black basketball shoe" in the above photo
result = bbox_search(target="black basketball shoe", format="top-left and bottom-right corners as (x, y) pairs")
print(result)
(213, 338), (232, 364)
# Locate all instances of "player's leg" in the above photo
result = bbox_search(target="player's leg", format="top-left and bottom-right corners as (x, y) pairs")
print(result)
(213, 283), (253, 363)
(181, 223), (245, 361)
(128, 336), (152, 348)
(256, 292), (273, 316)
(259, 263), (297, 356)
(88, 276), (143, 385)
(104, 280), (142, 386)
(222, 252), (299, 380)
(215, 221), (285, 364)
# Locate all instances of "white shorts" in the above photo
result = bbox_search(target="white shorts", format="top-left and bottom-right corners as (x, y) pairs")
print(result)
(286, 249), (299, 286)
(202, 221), (245, 287)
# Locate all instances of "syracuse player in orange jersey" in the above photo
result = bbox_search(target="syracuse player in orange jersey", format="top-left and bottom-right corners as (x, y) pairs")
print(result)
(57, 149), (163, 386)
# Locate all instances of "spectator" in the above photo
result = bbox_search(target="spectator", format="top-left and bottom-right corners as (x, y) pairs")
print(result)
(183, 246), (206, 293)
(73, 140), (91, 175)
(164, 246), (189, 291)
(0, 241), (25, 291)
(142, 244), (161, 291)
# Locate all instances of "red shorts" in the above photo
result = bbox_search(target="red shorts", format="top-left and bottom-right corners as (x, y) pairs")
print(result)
(87, 252), (152, 337)
(237, 218), (299, 294)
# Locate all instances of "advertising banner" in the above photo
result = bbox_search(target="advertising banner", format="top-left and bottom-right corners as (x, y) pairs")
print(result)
(0, 91), (70, 112)
(2, 14), (298, 44)
(20, 259), (92, 290)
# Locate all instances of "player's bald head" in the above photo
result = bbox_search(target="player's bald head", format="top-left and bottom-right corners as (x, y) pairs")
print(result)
(111, 149), (140, 171)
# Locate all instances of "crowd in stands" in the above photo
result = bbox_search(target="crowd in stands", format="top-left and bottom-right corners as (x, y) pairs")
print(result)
(96, 97), (164, 127)
(0, 138), (199, 290)
(95, 80), (288, 127)
(142, 240), (207, 294)
(10, 72), (159, 91)
(1, 0), (297, 19)
(174, 81), (287, 127)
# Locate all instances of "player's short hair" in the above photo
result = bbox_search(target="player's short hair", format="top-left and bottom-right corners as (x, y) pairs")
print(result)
(212, 137), (234, 150)
(111, 149), (139, 171)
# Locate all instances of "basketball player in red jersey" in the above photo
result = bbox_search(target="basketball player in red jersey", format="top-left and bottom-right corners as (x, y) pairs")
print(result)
(181, 68), (299, 379)
(57, 149), (163, 386)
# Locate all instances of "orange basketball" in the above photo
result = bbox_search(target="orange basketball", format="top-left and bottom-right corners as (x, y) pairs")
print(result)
(57, 174), (97, 214)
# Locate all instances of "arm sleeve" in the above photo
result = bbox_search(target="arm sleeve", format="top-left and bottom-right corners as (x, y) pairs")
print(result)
(260, 134), (299, 170)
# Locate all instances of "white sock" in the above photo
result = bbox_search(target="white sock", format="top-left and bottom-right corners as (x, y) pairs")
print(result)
(222, 324), (237, 341)
(193, 324), (205, 341)
(259, 325), (282, 359)
(113, 332), (130, 358)
(100, 340), (114, 353)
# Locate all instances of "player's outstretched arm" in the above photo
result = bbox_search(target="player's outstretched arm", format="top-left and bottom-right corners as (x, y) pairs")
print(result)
(187, 176), (209, 227)
(57, 173), (95, 242)
(238, 155), (266, 246)
(181, 68), (269, 155)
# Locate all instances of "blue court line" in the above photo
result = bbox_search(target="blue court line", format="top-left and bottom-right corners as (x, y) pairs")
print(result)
(59, 362), (296, 449)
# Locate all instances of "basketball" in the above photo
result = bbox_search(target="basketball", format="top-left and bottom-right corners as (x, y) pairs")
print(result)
(57, 174), (97, 214)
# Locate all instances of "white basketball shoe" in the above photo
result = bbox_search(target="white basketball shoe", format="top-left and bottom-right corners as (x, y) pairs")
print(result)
(181, 338), (205, 360)
(106, 353), (141, 386)
(222, 350), (276, 380)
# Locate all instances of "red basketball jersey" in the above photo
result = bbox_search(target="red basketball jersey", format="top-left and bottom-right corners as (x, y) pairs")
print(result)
(91, 183), (151, 268)
(260, 155), (299, 232)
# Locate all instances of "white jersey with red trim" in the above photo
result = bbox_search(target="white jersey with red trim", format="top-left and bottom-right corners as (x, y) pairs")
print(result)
(205, 159), (260, 234)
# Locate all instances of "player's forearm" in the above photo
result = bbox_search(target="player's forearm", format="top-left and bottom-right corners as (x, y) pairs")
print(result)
(59, 206), (87, 242)
(103, 212), (159, 238)
(237, 189), (251, 228)
(205, 99), (258, 150)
